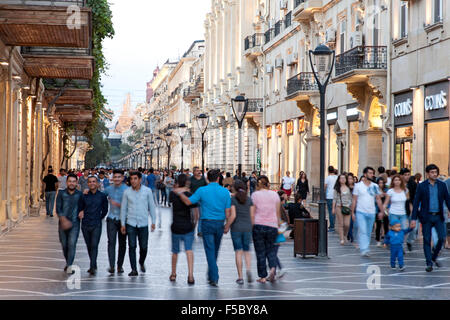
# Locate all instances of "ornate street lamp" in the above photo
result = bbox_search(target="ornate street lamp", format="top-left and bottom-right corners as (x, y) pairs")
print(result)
(196, 113), (209, 174)
(149, 139), (155, 168)
(231, 95), (249, 177)
(155, 136), (163, 170)
(309, 43), (335, 257)
(178, 123), (188, 171)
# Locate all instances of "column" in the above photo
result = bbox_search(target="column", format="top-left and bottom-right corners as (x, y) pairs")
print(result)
(412, 86), (425, 175)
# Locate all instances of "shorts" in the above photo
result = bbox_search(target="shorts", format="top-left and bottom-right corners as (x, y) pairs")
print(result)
(171, 230), (195, 254)
(231, 231), (252, 251)
(282, 188), (292, 197)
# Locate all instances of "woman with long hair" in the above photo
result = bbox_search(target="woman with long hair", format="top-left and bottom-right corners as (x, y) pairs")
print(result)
(347, 173), (356, 242)
(224, 180), (255, 284)
(251, 175), (281, 283)
(296, 171), (309, 203)
(168, 174), (199, 284)
(164, 171), (175, 208)
(332, 174), (352, 245)
(375, 177), (389, 246)
(383, 174), (411, 231)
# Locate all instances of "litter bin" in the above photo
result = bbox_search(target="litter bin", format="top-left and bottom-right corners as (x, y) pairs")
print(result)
(294, 218), (319, 258)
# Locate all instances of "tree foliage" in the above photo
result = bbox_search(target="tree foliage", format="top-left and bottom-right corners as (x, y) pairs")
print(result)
(85, 121), (111, 168)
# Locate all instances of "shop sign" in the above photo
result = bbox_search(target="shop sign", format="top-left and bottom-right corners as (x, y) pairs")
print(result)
(425, 81), (449, 121)
(276, 123), (282, 137)
(286, 120), (294, 135)
(266, 126), (272, 139)
(298, 117), (305, 133)
(425, 90), (447, 111)
(394, 98), (412, 117)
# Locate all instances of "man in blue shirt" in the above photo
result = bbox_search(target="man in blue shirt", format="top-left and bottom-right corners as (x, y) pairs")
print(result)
(176, 169), (231, 286)
(104, 169), (129, 274)
(146, 168), (158, 203)
(78, 176), (108, 275)
(120, 171), (156, 277)
(56, 174), (83, 275)
(411, 164), (450, 272)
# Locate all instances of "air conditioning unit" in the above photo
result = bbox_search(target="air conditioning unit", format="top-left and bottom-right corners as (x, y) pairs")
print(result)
(287, 54), (297, 66)
(275, 58), (283, 69)
(280, 0), (288, 10)
(350, 31), (363, 48)
(266, 65), (274, 74)
(326, 28), (336, 44)
(252, 67), (258, 77)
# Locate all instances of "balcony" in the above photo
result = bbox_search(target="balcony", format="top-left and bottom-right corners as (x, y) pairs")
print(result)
(264, 29), (273, 44)
(284, 11), (292, 29)
(333, 46), (387, 83)
(244, 33), (263, 60)
(182, 86), (200, 103)
(0, 2), (91, 48)
(286, 72), (318, 100)
(274, 21), (281, 37)
(293, 0), (323, 21)
(246, 99), (264, 113)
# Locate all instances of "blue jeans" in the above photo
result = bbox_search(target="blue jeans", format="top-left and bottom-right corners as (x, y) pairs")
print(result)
(327, 199), (335, 229)
(389, 214), (409, 231)
(421, 215), (446, 267)
(201, 219), (224, 283)
(151, 187), (160, 205)
(231, 231), (252, 251)
(356, 211), (376, 254)
(390, 244), (404, 268)
(59, 220), (80, 267)
(45, 191), (56, 215)
(407, 215), (419, 244)
(81, 223), (102, 270)
(126, 224), (149, 271)
(106, 218), (126, 269)
(252, 224), (278, 278)
(166, 187), (172, 205)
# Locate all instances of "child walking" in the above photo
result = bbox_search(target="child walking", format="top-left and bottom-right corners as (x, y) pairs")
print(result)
(384, 218), (413, 271)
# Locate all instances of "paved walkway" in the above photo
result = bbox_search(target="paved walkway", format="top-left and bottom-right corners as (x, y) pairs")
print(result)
(0, 204), (449, 300)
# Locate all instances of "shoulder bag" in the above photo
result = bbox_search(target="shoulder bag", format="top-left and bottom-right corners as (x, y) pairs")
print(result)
(340, 191), (351, 215)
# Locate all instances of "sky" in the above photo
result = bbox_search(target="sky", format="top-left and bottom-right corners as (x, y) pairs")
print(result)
(101, 0), (211, 126)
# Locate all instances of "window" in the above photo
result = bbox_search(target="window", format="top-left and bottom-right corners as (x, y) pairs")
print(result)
(339, 20), (346, 54)
(328, 124), (338, 168)
(434, 0), (443, 23)
(348, 121), (359, 176)
(426, 120), (449, 177)
(400, 1), (408, 38)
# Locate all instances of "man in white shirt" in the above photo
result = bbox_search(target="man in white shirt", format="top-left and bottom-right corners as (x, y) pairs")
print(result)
(281, 171), (296, 198)
(351, 166), (385, 257)
(325, 166), (338, 232)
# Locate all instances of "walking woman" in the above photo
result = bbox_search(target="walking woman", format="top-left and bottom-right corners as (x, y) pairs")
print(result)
(168, 174), (199, 284)
(165, 171), (175, 208)
(160, 171), (168, 206)
(383, 174), (412, 231)
(296, 171), (309, 203)
(224, 180), (255, 284)
(347, 174), (356, 242)
(375, 177), (389, 246)
(251, 176), (281, 283)
(332, 174), (352, 245)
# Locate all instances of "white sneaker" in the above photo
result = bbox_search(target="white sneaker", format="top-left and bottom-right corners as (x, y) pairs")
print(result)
(376, 241), (382, 247)
(66, 266), (74, 274)
(362, 251), (370, 257)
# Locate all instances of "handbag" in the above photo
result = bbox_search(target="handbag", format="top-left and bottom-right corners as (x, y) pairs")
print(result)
(340, 192), (351, 215)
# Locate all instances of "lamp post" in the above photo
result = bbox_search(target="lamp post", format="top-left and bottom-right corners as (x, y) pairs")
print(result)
(149, 140), (154, 168)
(230, 95), (249, 178)
(164, 132), (173, 170)
(178, 123), (187, 171)
(196, 113), (209, 174)
(155, 136), (162, 170)
(309, 43), (335, 257)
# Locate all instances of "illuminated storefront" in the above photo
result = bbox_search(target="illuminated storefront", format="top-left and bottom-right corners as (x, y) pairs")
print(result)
(327, 109), (338, 169)
(394, 91), (413, 170)
(347, 104), (359, 176)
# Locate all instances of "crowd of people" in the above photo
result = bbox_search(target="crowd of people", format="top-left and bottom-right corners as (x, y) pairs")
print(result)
(41, 162), (450, 286)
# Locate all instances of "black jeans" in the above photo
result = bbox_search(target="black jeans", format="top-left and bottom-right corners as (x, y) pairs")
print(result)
(160, 187), (167, 205)
(81, 223), (102, 270)
(375, 215), (390, 242)
(252, 225), (278, 278)
(126, 224), (149, 272)
(106, 218), (127, 269)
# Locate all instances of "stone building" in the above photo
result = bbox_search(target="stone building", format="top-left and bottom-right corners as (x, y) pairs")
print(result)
(0, 1), (95, 232)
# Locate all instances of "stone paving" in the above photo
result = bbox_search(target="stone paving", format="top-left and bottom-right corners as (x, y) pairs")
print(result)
(0, 203), (449, 300)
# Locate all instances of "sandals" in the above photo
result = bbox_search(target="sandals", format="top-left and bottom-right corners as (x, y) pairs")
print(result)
(187, 277), (195, 285)
(169, 274), (177, 282)
(256, 278), (266, 283)
(236, 278), (244, 285)
(267, 270), (276, 282)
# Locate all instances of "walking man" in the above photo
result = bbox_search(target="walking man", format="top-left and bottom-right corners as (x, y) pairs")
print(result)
(325, 166), (338, 232)
(410, 164), (450, 272)
(56, 174), (83, 274)
(176, 169), (231, 286)
(43, 167), (59, 217)
(78, 168), (90, 192)
(104, 169), (129, 274)
(351, 166), (385, 257)
(58, 168), (67, 192)
(120, 171), (156, 277)
(78, 176), (108, 275)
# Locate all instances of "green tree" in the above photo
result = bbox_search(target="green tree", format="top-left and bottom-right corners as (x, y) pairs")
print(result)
(85, 121), (111, 167)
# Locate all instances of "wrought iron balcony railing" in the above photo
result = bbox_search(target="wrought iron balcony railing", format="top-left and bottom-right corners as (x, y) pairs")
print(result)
(334, 46), (387, 77)
(247, 98), (264, 113)
(295, 0), (306, 7)
(244, 36), (251, 50)
(286, 72), (318, 96)
(245, 33), (264, 50)
(284, 11), (292, 29)
(264, 29), (272, 44)
(8, 0), (87, 6)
